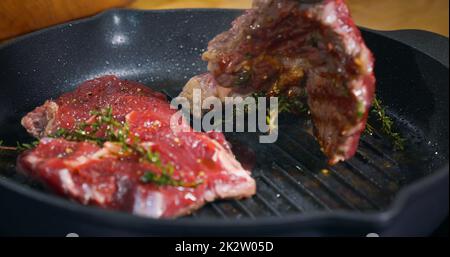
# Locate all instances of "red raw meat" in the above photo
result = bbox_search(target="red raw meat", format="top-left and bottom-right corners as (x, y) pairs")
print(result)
(19, 75), (255, 218)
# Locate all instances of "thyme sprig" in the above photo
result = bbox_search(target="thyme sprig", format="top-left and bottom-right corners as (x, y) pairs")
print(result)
(277, 94), (309, 115)
(274, 92), (406, 150)
(252, 91), (405, 151)
(0, 140), (39, 152)
(54, 107), (201, 188)
(53, 107), (127, 146)
(250, 91), (309, 127)
(368, 97), (406, 151)
(16, 141), (40, 151)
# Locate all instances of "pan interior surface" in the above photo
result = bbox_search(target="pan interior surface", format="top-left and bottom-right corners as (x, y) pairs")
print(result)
(0, 10), (448, 223)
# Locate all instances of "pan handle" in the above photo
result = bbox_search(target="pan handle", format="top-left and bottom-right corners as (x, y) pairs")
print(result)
(365, 29), (449, 68)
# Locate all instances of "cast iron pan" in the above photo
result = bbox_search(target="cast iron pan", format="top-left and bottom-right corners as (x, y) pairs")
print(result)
(0, 9), (448, 236)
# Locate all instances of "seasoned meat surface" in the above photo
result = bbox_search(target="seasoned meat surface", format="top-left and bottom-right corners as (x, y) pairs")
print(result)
(19, 76), (255, 218)
(180, 0), (376, 164)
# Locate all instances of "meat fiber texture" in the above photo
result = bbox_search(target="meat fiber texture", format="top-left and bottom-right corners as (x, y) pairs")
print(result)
(179, 0), (376, 164)
(19, 75), (256, 218)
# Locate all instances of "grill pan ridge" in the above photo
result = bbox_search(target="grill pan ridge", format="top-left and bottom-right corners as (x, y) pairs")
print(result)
(0, 9), (448, 236)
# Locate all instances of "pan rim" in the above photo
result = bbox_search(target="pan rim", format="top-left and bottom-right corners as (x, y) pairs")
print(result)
(0, 8), (448, 233)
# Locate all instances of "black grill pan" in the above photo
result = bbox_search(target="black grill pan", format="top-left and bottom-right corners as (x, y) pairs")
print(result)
(0, 9), (448, 236)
